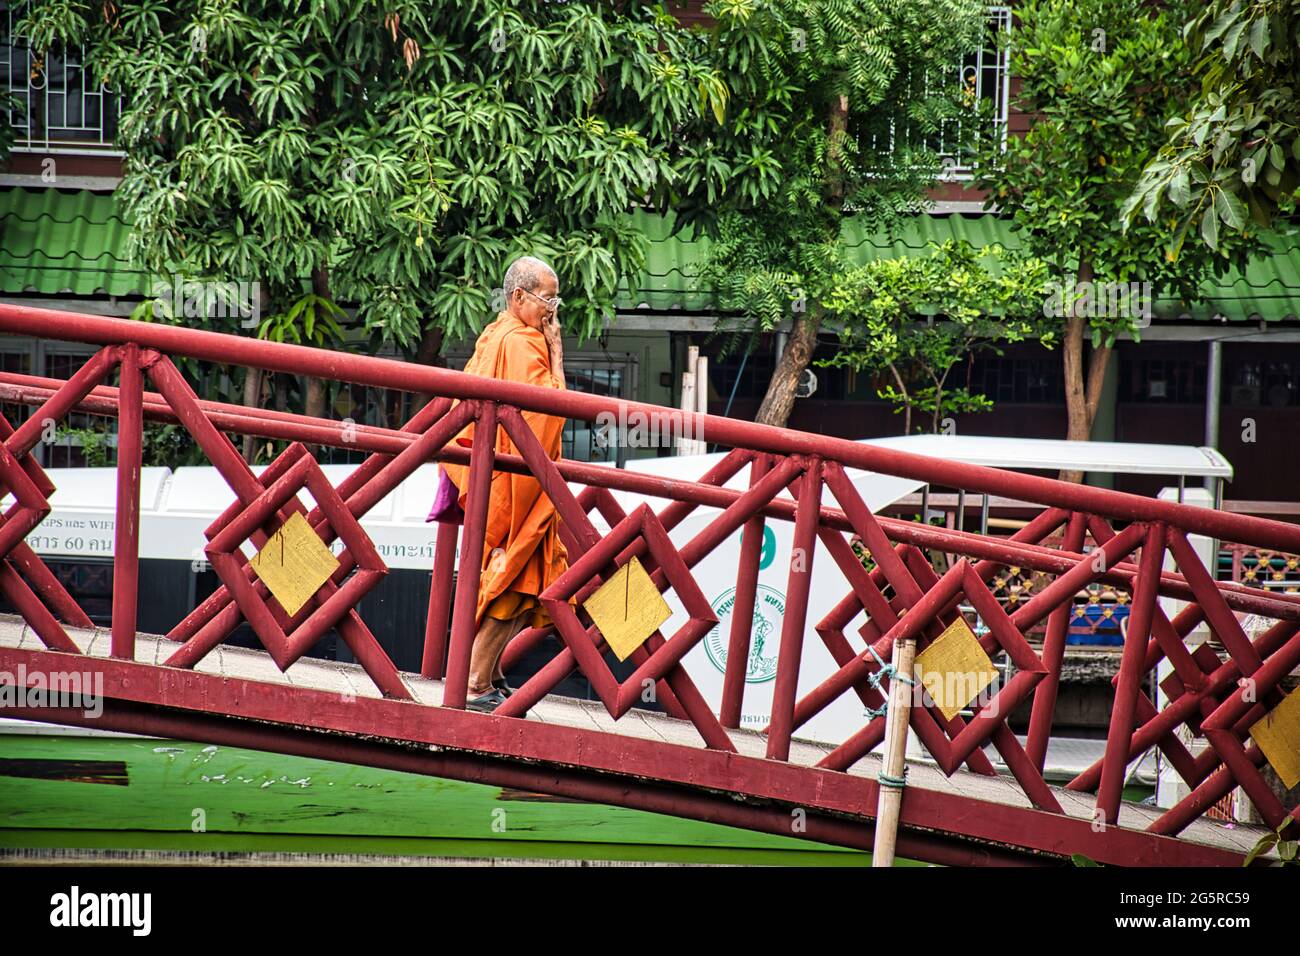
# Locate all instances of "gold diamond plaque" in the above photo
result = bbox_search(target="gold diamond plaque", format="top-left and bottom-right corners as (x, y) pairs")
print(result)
(582, 555), (673, 662)
(248, 511), (341, 616)
(913, 615), (999, 721)
(1249, 689), (1300, 789)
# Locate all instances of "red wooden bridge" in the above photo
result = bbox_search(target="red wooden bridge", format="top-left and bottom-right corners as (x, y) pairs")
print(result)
(0, 302), (1297, 866)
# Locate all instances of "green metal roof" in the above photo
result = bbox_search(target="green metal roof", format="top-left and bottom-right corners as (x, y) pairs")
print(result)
(0, 187), (144, 296)
(622, 208), (1300, 321)
(1191, 234), (1300, 322)
(3, 187), (1298, 321)
(617, 208), (1045, 311)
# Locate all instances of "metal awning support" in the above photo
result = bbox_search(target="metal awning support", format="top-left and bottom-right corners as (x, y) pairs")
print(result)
(1205, 339), (1223, 492)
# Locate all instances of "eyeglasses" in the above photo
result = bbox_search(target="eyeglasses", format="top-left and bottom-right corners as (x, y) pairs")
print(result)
(518, 288), (563, 312)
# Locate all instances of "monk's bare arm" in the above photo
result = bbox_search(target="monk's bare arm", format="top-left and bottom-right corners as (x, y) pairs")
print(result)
(503, 331), (567, 462)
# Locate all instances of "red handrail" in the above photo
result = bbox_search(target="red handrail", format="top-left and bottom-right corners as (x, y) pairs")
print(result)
(3, 301), (1299, 552)
(1, 300), (1297, 855)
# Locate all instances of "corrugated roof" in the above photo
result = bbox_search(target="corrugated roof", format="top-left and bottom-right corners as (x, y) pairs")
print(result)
(618, 208), (1040, 311)
(3, 187), (1298, 321)
(624, 208), (1300, 321)
(1188, 232), (1300, 322)
(0, 187), (144, 296)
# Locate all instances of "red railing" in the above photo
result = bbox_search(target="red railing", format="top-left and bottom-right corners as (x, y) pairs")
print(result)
(1, 301), (1299, 859)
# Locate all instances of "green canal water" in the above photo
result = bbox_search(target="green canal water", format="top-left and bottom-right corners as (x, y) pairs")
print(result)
(0, 734), (1153, 864)
(0, 734), (884, 865)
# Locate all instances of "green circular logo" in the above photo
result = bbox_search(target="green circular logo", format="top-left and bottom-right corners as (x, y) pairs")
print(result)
(704, 584), (785, 683)
(741, 525), (777, 571)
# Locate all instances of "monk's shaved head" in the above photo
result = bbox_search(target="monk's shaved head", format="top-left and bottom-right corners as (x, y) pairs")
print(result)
(503, 256), (557, 301)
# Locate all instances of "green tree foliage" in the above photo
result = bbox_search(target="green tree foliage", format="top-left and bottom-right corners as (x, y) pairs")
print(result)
(1125, 0), (1300, 250)
(696, 0), (987, 427)
(1244, 819), (1298, 866)
(818, 240), (1052, 434)
(972, 0), (1261, 478)
(16, 0), (726, 349)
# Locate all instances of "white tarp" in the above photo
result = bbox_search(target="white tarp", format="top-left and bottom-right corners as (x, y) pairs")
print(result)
(861, 433), (1233, 479)
(6, 463), (445, 569)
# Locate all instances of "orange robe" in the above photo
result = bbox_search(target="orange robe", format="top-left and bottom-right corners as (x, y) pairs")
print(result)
(440, 311), (572, 631)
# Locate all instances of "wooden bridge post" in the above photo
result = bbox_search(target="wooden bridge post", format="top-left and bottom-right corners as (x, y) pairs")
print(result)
(873, 636), (917, 868)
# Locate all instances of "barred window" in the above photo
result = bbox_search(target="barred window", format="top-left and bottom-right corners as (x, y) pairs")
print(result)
(1118, 357), (1206, 405)
(968, 354), (1064, 404)
(877, 6), (1012, 178)
(1226, 359), (1298, 408)
(1, 1), (122, 154)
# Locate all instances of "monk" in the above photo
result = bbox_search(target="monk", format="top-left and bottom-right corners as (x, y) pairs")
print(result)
(439, 256), (573, 712)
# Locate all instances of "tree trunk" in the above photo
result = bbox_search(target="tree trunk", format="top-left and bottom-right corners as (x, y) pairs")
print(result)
(1060, 257), (1112, 481)
(412, 324), (446, 413)
(1060, 260), (1094, 483)
(241, 280), (271, 462)
(755, 307), (821, 427)
(889, 363), (912, 435)
(305, 376), (327, 420)
(753, 93), (848, 430)
(302, 267), (332, 455)
(826, 94), (850, 208)
(1085, 339), (1113, 434)
(931, 366), (953, 435)
(241, 366), (263, 463)
(302, 365), (327, 448)
(304, 373), (327, 417)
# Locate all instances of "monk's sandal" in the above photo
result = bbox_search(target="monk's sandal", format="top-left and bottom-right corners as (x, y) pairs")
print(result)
(466, 688), (508, 713)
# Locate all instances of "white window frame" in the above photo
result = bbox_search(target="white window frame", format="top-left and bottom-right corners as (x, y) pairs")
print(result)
(878, 6), (1012, 181)
(1, 1), (124, 156)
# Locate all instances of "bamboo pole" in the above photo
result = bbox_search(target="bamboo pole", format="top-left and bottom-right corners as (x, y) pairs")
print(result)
(677, 370), (696, 456)
(872, 636), (917, 867)
(694, 355), (708, 454)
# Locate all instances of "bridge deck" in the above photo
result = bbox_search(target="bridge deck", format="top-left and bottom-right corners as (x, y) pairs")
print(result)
(0, 616), (1270, 860)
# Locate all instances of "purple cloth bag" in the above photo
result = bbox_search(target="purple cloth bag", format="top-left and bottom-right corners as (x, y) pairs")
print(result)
(426, 465), (464, 523)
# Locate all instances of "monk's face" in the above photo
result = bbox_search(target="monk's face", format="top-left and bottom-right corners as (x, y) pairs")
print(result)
(509, 272), (560, 330)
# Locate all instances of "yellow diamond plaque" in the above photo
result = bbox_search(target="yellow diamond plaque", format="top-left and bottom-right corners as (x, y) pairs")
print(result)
(248, 511), (341, 617)
(1249, 689), (1300, 789)
(913, 615), (999, 721)
(582, 555), (672, 662)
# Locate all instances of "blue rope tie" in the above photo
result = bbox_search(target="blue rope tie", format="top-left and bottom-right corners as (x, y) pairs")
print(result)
(877, 769), (908, 790)
(863, 644), (918, 721)
(864, 643), (913, 790)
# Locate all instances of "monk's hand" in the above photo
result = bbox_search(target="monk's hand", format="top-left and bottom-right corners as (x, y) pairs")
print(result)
(542, 311), (564, 369)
